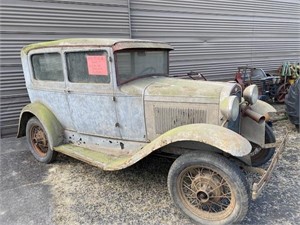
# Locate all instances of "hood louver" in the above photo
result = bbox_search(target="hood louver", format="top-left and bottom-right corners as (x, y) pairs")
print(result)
(154, 107), (207, 134)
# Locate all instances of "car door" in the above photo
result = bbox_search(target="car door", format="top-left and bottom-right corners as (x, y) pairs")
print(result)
(63, 47), (121, 138)
(28, 48), (75, 130)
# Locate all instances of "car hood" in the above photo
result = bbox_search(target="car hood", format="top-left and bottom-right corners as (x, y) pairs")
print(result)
(120, 76), (231, 102)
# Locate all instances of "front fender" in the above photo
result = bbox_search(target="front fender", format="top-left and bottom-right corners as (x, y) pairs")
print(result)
(251, 100), (277, 116)
(115, 124), (252, 170)
(147, 124), (252, 157)
(240, 100), (276, 146)
(17, 102), (64, 149)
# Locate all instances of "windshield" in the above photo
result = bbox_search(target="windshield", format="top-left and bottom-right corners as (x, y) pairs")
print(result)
(115, 50), (168, 85)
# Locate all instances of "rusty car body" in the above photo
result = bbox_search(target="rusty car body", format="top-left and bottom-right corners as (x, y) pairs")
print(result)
(18, 38), (286, 225)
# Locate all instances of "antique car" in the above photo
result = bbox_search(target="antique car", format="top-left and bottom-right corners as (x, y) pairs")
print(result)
(18, 39), (286, 225)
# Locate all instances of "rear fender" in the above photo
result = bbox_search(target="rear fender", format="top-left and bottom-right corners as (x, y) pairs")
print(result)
(17, 102), (64, 149)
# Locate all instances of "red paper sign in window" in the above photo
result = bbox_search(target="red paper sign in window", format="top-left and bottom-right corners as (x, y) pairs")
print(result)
(86, 55), (108, 76)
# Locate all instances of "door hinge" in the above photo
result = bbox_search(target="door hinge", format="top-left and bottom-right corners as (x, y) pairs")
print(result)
(109, 56), (113, 62)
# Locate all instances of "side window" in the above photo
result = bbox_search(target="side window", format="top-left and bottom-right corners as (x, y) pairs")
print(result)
(31, 53), (64, 81)
(66, 51), (110, 83)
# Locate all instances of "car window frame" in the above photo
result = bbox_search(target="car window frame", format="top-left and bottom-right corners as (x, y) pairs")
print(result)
(28, 48), (66, 90)
(62, 47), (114, 94)
(114, 48), (170, 86)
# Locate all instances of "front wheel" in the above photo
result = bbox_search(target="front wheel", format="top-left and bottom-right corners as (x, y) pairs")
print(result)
(168, 152), (249, 225)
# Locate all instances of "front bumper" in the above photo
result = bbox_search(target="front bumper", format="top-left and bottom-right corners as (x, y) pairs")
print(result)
(245, 132), (288, 200)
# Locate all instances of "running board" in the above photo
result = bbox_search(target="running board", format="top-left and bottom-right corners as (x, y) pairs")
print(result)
(54, 144), (133, 171)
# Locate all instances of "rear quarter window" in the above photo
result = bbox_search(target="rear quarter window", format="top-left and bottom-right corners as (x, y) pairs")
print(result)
(31, 53), (64, 81)
(66, 51), (110, 83)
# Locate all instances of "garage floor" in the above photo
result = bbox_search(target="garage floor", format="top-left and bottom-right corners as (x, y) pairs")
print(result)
(1, 108), (299, 225)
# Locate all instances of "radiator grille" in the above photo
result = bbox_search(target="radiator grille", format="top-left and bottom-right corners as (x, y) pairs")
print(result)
(154, 107), (207, 134)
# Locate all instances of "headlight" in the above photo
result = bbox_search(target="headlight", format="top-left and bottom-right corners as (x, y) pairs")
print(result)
(220, 96), (239, 121)
(243, 84), (258, 105)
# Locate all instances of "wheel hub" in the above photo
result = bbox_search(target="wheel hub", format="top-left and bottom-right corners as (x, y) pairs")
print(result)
(197, 191), (209, 203)
(31, 125), (48, 156)
(191, 172), (222, 202)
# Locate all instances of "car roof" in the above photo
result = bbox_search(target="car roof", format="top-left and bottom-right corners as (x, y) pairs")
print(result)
(21, 38), (174, 54)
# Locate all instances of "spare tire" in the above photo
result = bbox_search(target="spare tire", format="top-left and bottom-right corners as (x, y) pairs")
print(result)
(285, 79), (300, 130)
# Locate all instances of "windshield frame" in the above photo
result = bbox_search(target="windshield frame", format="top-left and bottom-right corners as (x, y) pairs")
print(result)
(114, 48), (170, 86)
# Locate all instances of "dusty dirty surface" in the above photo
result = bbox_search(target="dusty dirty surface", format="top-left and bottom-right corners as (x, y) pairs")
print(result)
(1, 104), (299, 225)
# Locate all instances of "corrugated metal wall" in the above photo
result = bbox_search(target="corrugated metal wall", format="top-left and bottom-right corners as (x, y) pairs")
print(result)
(1, 0), (299, 138)
(130, 0), (300, 79)
(0, 0), (130, 137)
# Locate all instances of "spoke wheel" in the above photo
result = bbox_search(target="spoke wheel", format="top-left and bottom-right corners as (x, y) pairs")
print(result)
(168, 152), (249, 225)
(26, 117), (57, 163)
(178, 166), (235, 221)
(276, 83), (290, 103)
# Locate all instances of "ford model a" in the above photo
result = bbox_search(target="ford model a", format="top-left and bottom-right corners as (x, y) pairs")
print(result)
(18, 39), (286, 224)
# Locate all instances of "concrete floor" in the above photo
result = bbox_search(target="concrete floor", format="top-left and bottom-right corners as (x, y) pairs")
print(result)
(1, 114), (299, 224)
(0, 137), (53, 225)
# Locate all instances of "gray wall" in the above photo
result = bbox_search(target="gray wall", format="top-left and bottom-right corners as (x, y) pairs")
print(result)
(1, 0), (299, 138)
(131, 0), (300, 79)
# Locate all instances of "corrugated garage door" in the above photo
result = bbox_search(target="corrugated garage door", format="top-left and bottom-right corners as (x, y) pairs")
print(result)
(0, 0), (130, 137)
(130, 0), (300, 79)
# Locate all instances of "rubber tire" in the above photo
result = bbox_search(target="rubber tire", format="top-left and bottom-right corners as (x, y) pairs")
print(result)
(168, 152), (249, 225)
(285, 79), (300, 128)
(251, 124), (275, 167)
(26, 117), (57, 163)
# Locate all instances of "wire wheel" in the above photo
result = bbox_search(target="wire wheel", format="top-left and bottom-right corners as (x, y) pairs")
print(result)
(168, 152), (249, 224)
(276, 83), (290, 103)
(30, 125), (49, 157)
(177, 165), (235, 221)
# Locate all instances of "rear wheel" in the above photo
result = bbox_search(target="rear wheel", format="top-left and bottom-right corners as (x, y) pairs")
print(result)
(250, 124), (275, 167)
(168, 152), (249, 225)
(26, 117), (57, 163)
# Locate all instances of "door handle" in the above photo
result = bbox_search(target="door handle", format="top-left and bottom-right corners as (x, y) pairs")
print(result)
(64, 89), (71, 93)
